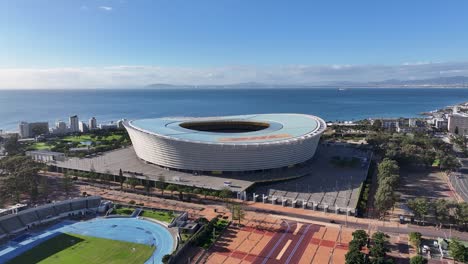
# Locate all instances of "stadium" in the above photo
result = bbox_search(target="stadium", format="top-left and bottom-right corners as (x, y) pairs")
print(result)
(124, 113), (326, 174)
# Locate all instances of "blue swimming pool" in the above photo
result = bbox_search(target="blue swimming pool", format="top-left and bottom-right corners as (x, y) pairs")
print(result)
(0, 217), (176, 264)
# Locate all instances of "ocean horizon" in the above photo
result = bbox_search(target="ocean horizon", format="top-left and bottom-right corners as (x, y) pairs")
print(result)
(1, 87), (467, 132)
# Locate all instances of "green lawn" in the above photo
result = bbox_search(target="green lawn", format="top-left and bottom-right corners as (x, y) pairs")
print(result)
(62, 134), (123, 143)
(7, 233), (154, 264)
(141, 210), (174, 223)
(62, 135), (93, 142)
(31, 142), (52, 150)
(114, 207), (134, 216)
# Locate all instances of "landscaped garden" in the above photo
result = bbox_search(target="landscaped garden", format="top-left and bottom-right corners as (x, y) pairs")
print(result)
(25, 129), (130, 157)
(112, 206), (176, 223)
(141, 210), (175, 223)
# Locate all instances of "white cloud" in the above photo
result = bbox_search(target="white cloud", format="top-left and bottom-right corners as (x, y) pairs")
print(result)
(1, 62), (468, 89)
(99, 6), (113, 11)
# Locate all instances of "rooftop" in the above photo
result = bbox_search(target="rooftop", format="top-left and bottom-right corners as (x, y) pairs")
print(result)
(128, 113), (324, 144)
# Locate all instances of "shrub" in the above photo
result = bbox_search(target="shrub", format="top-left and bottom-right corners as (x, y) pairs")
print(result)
(128, 200), (136, 205)
(161, 254), (171, 264)
(410, 255), (427, 264)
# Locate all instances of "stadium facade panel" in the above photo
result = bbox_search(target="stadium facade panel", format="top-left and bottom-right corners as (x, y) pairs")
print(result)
(124, 114), (326, 172)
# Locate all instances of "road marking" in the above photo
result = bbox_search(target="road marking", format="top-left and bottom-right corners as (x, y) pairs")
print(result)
(285, 224), (312, 264)
(276, 239), (293, 260)
(293, 223), (303, 235)
(261, 221), (291, 264)
(454, 175), (468, 201)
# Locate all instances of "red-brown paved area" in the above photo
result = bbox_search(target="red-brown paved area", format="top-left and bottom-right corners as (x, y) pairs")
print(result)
(204, 212), (354, 264)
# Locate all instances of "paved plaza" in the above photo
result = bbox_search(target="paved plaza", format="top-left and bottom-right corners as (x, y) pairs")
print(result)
(51, 144), (370, 214)
(202, 212), (353, 264)
(52, 147), (254, 192)
(252, 144), (371, 214)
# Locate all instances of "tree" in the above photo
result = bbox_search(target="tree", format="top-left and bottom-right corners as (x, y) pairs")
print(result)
(432, 199), (451, 228)
(161, 254), (171, 264)
(177, 187), (184, 200)
(370, 232), (389, 261)
(345, 248), (366, 264)
(455, 202), (468, 230)
(352, 230), (369, 250)
(374, 181), (397, 218)
(156, 175), (166, 195)
(127, 175), (138, 190)
(448, 238), (468, 263)
(166, 184), (178, 197)
(89, 164), (97, 183)
(62, 171), (73, 196)
(119, 169), (124, 190)
(39, 176), (49, 202)
(144, 176), (152, 194)
(0, 155), (43, 203)
(4, 134), (21, 155)
(231, 203), (246, 225)
(374, 159), (400, 218)
(372, 120), (382, 131)
(219, 187), (232, 204)
(408, 232), (422, 253)
(408, 198), (429, 224)
(409, 255), (426, 264)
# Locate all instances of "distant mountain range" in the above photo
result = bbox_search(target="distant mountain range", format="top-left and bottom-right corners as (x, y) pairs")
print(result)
(146, 76), (468, 89)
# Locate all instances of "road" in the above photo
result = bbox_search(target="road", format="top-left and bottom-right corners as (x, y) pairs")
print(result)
(452, 158), (468, 202)
(246, 205), (468, 241)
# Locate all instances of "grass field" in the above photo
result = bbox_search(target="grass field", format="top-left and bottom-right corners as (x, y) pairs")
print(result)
(7, 233), (154, 264)
(141, 210), (175, 223)
(62, 134), (123, 142)
(31, 142), (52, 150)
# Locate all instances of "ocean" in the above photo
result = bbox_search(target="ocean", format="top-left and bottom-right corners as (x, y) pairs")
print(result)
(1, 88), (468, 132)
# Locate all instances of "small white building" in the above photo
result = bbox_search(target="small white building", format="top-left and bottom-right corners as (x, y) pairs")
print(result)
(26, 150), (66, 162)
(434, 118), (448, 130)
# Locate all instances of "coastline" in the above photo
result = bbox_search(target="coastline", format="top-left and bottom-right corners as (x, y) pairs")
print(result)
(1, 88), (468, 132)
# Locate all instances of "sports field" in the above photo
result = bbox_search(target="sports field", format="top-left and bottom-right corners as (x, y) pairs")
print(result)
(7, 233), (154, 264)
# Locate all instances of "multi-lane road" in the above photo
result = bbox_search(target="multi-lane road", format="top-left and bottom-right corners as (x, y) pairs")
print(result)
(451, 158), (468, 202)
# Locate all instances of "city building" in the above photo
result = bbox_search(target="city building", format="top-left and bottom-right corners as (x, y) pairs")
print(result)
(448, 112), (468, 135)
(51, 120), (68, 135)
(69, 115), (79, 133)
(117, 119), (125, 129)
(99, 123), (118, 130)
(124, 114), (326, 173)
(89, 117), (97, 130)
(409, 118), (425, 127)
(434, 118), (448, 130)
(18, 122), (49, 138)
(18, 122), (30, 138)
(79, 121), (89, 133)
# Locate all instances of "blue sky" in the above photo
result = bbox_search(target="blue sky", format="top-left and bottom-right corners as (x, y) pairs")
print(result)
(1, 0), (468, 88)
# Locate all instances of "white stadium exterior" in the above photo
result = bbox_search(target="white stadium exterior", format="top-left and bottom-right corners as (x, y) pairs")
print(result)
(124, 114), (326, 173)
